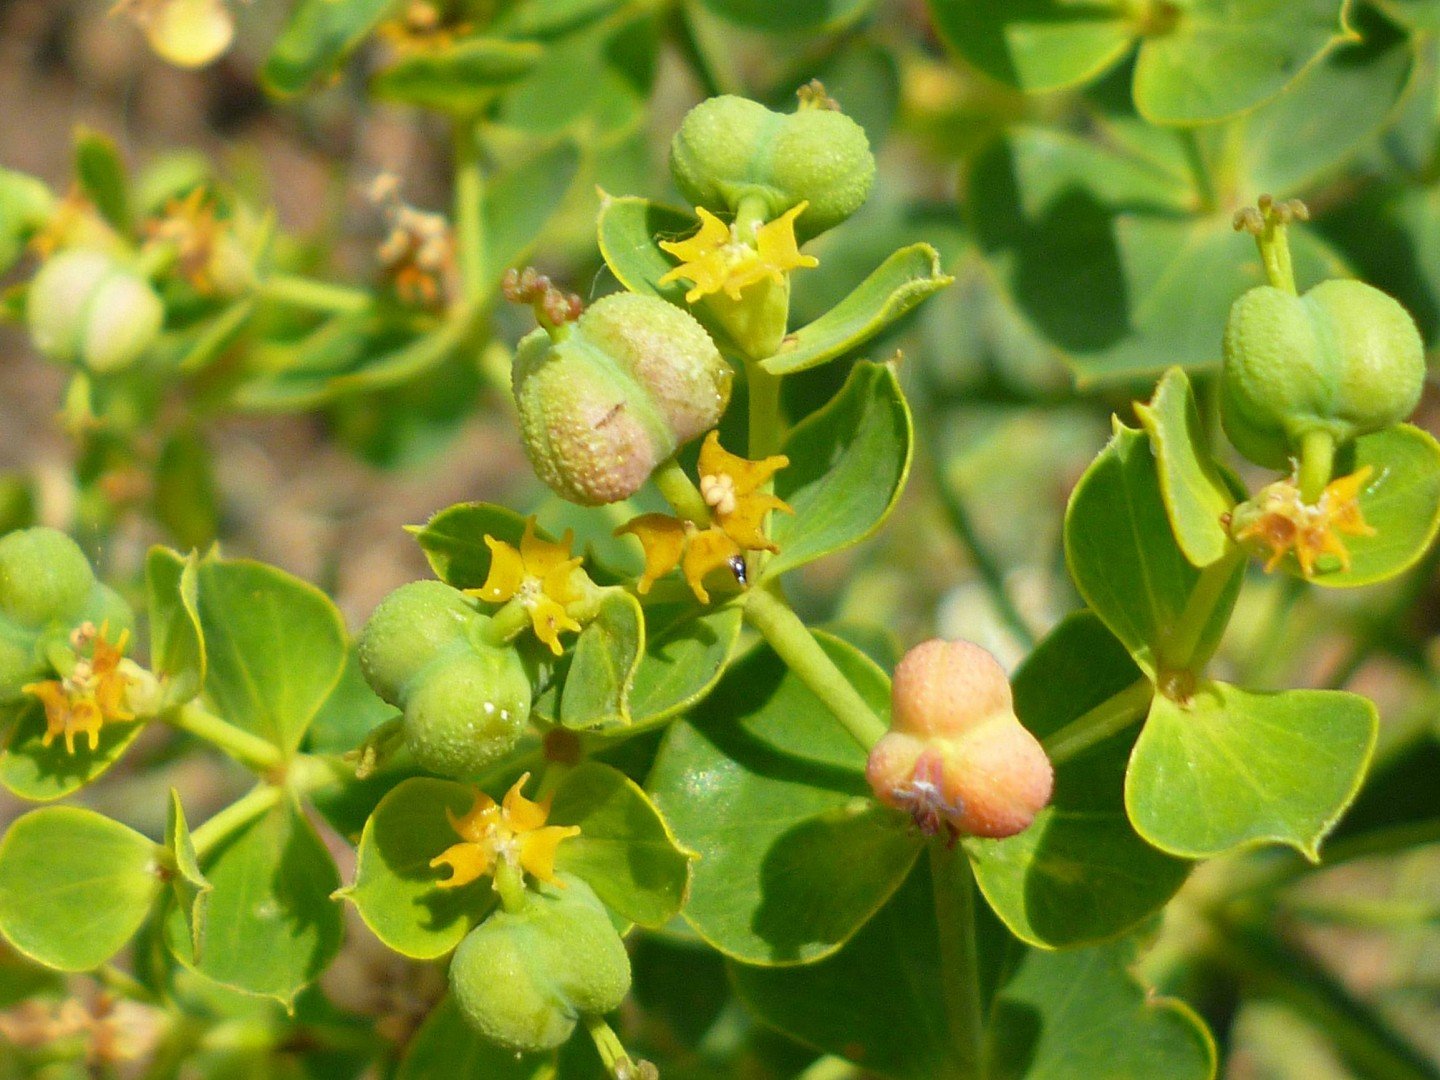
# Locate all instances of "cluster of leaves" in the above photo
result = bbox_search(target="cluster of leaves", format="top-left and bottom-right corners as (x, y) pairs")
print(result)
(1, 0), (1440, 1078)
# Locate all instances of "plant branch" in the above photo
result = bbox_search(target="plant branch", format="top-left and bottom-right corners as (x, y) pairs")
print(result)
(1042, 678), (1154, 765)
(453, 120), (486, 299)
(258, 273), (371, 316)
(190, 784), (284, 856)
(163, 702), (286, 773)
(652, 456), (712, 526)
(930, 842), (985, 1080)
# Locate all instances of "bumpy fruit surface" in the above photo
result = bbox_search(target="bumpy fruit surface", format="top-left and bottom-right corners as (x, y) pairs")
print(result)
(1221, 279), (1425, 469)
(27, 249), (164, 373)
(513, 293), (731, 505)
(670, 95), (875, 239)
(401, 643), (530, 777)
(449, 877), (631, 1052)
(868, 639), (1052, 839)
(357, 580), (481, 706)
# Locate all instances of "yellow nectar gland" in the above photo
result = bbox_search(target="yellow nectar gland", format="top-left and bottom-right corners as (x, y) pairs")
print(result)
(22, 622), (137, 754)
(616, 432), (791, 603)
(430, 774), (580, 891)
(659, 204), (817, 303)
(469, 517), (584, 656)
(1232, 466), (1377, 577)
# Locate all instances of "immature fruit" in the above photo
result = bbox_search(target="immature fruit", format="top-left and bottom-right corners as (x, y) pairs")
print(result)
(670, 94), (875, 240)
(449, 878), (631, 1053)
(1221, 279), (1425, 469)
(358, 580), (480, 706)
(0, 528), (96, 629)
(512, 293), (731, 505)
(401, 643), (530, 777)
(27, 249), (164, 373)
(868, 639), (1052, 839)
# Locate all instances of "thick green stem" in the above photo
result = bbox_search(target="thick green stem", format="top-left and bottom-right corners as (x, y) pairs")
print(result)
(453, 121), (486, 299)
(743, 585), (888, 750)
(584, 1015), (643, 1079)
(493, 860), (527, 914)
(164, 702), (286, 773)
(652, 455), (712, 526)
(930, 842), (985, 1080)
(1042, 678), (1154, 765)
(1158, 549), (1242, 675)
(1298, 428), (1336, 505)
(746, 358), (785, 459)
(1256, 214), (1298, 295)
(190, 784), (283, 856)
(258, 273), (370, 316)
(483, 598), (534, 645)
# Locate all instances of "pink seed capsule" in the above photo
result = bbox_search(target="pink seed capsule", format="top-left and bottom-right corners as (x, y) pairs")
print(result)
(890, 639), (1013, 738)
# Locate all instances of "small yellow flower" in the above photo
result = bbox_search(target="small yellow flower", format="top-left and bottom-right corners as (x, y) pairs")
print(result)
(146, 187), (227, 293)
(1233, 466), (1377, 577)
(430, 774), (580, 891)
(615, 432), (790, 603)
(113, 0), (235, 69)
(469, 518), (584, 655)
(22, 622), (137, 754)
(659, 203), (818, 303)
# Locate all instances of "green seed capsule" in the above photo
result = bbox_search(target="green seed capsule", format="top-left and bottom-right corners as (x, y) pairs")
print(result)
(670, 94), (875, 240)
(449, 878), (631, 1053)
(27, 249), (164, 373)
(400, 640), (530, 777)
(358, 580), (481, 707)
(513, 293), (731, 506)
(0, 528), (96, 630)
(1221, 279), (1426, 469)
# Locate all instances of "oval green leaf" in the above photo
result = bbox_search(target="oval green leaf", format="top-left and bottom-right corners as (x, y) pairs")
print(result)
(0, 806), (162, 971)
(371, 36), (543, 113)
(0, 698), (146, 803)
(262, 0), (396, 96)
(627, 604), (742, 729)
(147, 546), (205, 708)
(408, 501), (530, 591)
(1126, 680), (1377, 860)
(558, 590), (644, 732)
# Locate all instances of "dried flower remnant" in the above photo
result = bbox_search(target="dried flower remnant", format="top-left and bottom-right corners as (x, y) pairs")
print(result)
(1231, 467), (1378, 576)
(22, 622), (144, 753)
(368, 172), (455, 307)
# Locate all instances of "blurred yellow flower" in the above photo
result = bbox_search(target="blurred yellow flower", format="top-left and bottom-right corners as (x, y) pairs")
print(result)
(113, 0), (235, 69)
(430, 774), (580, 891)
(659, 203), (817, 303)
(22, 622), (136, 754)
(470, 518), (583, 655)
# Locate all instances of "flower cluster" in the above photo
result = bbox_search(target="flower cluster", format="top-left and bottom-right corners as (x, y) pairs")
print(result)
(659, 204), (816, 304)
(472, 518), (585, 655)
(1230, 467), (1377, 576)
(22, 622), (138, 754)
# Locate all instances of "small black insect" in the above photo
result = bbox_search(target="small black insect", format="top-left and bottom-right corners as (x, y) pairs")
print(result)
(727, 554), (748, 586)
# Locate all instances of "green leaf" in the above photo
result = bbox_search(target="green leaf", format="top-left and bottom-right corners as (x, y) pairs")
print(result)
(146, 547), (205, 708)
(262, 0), (397, 96)
(762, 244), (953, 375)
(165, 790), (212, 960)
(927, 0), (1136, 94)
(986, 937), (1217, 1079)
(647, 632), (920, 965)
(967, 613), (1188, 949)
(0, 168), (54, 276)
(74, 128), (130, 232)
(1064, 422), (1243, 676)
(765, 362), (913, 577)
(0, 698), (146, 803)
(0, 806), (162, 971)
(397, 996), (552, 1079)
(1133, 0), (1351, 125)
(1127, 681), (1377, 859)
(479, 142), (583, 291)
(700, 0), (873, 31)
(371, 35), (543, 113)
(1266, 424), (1440, 589)
(154, 431), (219, 554)
(409, 502), (529, 590)
(627, 604), (742, 728)
(165, 797), (342, 1005)
(193, 555), (348, 754)
(342, 777), (488, 960)
(1135, 368), (1235, 568)
(559, 590), (644, 731)
(550, 761), (692, 928)
(175, 298), (257, 374)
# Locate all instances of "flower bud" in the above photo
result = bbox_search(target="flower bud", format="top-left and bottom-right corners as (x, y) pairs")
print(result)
(670, 94), (875, 240)
(401, 641), (530, 778)
(358, 580), (481, 707)
(1221, 279), (1425, 469)
(449, 877), (631, 1052)
(27, 249), (164, 373)
(512, 293), (732, 506)
(869, 639), (1052, 840)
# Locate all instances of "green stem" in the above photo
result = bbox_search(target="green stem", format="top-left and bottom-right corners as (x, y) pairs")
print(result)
(1158, 549), (1242, 675)
(936, 470), (1035, 649)
(1297, 428), (1336, 505)
(651, 455), (712, 526)
(164, 702), (286, 773)
(493, 860), (527, 914)
(930, 842), (985, 1080)
(583, 1015), (639, 1079)
(1181, 131), (1217, 213)
(1042, 678), (1154, 765)
(453, 121), (486, 298)
(743, 585), (888, 750)
(1256, 213), (1298, 295)
(483, 598), (534, 645)
(746, 358), (785, 460)
(190, 784), (283, 856)
(258, 273), (371, 316)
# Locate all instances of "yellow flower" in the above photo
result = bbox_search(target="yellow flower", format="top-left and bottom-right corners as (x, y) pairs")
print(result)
(1233, 466), (1377, 577)
(469, 517), (584, 655)
(146, 187), (226, 293)
(659, 204), (818, 303)
(430, 774), (580, 891)
(615, 432), (791, 603)
(22, 622), (136, 754)
(113, 0), (234, 69)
